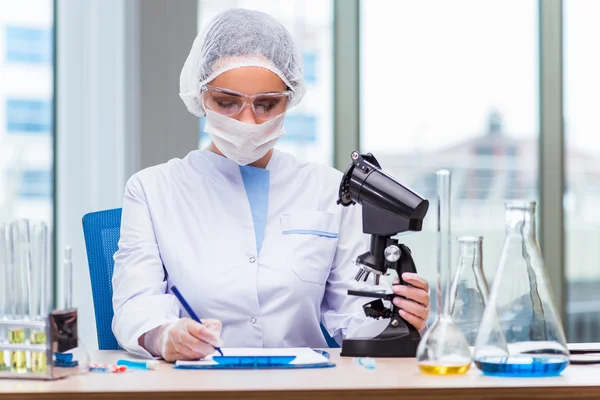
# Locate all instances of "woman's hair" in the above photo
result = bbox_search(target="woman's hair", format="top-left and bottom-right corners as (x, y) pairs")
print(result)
(179, 8), (306, 117)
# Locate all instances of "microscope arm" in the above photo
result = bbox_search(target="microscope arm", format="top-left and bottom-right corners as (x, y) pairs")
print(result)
(389, 243), (419, 324)
(347, 242), (420, 329)
(340, 242), (422, 357)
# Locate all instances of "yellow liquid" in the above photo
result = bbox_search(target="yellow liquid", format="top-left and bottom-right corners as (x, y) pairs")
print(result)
(0, 349), (5, 371)
(30, 331), (47, 373)
(419, 363), (471, 375)
(9, 328), (27, 373)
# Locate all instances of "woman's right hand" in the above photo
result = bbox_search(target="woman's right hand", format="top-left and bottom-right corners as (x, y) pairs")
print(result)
(153, 318), (222, 362)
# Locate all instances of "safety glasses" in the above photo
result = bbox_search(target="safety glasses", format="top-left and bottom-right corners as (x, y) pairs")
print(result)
(201, 85), (292, 122)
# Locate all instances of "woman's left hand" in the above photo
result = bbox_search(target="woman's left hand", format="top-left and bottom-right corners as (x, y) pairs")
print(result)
(391, 272), (430, 332)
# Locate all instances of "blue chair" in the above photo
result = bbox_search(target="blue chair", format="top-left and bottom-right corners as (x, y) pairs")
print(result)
(82, 208), (123, 350)
(82, 208), (340, 350)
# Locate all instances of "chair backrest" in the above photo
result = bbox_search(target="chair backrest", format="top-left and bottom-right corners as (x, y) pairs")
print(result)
(82, 208), (122, 350)
(82, 207), (340, 350)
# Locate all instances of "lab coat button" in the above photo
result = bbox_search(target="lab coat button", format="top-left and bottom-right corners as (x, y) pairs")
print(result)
(250, 317), (257, 324)
(249, 256), (256, 263)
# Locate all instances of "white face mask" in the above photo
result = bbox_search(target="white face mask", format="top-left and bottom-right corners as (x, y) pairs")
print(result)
(203, 109), (286, 166)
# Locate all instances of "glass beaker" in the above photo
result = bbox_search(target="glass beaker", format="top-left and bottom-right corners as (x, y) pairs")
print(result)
(449, 236), (489, 349)
(416, 169), (472, 375)
(473, 200), (569, 377)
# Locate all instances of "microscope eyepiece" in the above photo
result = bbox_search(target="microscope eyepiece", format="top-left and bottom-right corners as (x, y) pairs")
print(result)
(337, 152), (429, 236)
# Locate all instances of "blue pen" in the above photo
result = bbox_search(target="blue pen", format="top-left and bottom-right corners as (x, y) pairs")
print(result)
(170, 286), (224, 356)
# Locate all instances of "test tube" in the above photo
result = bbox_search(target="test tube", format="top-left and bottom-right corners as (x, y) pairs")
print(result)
(29, 222), (48, 373)
(0, 224), (10, 371)
(64, 246), (73, 310)
(9, 220), (30, 373)
(436, 169), (452, 316)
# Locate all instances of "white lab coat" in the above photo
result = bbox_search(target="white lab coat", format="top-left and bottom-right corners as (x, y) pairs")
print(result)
(112, 148), (394, 358)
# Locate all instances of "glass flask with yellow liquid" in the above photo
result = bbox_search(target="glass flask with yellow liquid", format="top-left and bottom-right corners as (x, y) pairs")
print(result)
(416, 170), (472, 375)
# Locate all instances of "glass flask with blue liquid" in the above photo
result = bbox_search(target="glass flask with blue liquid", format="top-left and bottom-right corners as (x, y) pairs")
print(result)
(473, 201), (570, 377)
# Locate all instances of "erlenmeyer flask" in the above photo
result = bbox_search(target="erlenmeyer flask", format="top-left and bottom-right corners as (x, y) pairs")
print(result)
(473, 200), (569, 377)
(449, 236), (489, 348)
(416, 169), (472, 375)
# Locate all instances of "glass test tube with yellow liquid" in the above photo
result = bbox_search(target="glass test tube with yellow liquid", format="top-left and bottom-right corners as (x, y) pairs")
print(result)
(0, 224), (10, 371)
(9, 221), (30, 373)
(29, 222), (50, 373)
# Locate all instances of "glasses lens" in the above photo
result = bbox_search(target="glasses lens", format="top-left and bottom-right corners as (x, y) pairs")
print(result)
(253, 95), (289, 119)
(204, 90), (243, 116)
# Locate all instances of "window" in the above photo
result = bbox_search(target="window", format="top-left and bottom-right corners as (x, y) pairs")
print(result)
(5, 26), (53, 64)
(197, 0), (334, 165)
(14, 169), (52, 199)
(0, 0), (54, 224)
(564, 0), (600, 342)
(360, 0), (540, 301)
(460, 169), (495, 200)
(302, 52), (318, 84)
(6, 99), (52, 133)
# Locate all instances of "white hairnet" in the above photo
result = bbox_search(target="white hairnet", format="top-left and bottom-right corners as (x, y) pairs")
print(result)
(179, 8), (306, 117)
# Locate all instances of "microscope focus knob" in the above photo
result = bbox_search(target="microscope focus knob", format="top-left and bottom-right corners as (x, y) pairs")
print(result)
(384, 245), (401, 263)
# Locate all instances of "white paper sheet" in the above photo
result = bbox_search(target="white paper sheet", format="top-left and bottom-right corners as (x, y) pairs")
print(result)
(568, 342), (600, 353)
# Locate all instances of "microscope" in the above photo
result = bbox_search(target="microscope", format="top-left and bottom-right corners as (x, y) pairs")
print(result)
(337, 151), (429, 358)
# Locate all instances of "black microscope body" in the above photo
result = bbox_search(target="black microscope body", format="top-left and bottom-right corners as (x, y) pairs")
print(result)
(337, 152), (429, 358)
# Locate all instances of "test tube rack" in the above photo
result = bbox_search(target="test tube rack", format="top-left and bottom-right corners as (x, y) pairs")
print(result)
(0, 309), (80, 380)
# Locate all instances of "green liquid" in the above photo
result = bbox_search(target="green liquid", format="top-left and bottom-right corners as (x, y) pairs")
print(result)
(9, 329), (27, 373)
(30, 331), (47, 373)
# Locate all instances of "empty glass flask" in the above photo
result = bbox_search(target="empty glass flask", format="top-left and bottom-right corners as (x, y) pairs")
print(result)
(473, 201), (569, 377)
(449, 236), (489, 348)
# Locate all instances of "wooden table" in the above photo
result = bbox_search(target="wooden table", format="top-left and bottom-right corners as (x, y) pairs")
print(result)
(0, 349), (599, 400)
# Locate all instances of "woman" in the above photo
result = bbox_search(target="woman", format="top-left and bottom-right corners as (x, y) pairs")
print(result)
(112, 8), (430, 361)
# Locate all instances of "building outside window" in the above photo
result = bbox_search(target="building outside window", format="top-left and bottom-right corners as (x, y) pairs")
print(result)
(0, 0), (54, 224)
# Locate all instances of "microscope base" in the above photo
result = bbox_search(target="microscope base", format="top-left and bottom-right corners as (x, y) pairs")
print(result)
(340, 335), (420, 358)
(340, 320), (421, 358)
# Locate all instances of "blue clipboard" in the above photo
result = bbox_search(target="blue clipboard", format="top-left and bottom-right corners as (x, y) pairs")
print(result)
(173, 350), (335, 370)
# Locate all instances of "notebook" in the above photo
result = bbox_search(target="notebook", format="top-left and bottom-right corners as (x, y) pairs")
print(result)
(174, 347), (335, 370)
(568, 342), (600, 354)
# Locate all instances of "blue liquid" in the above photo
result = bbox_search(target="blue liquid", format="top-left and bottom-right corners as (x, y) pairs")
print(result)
(475, 355), (569, 377)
